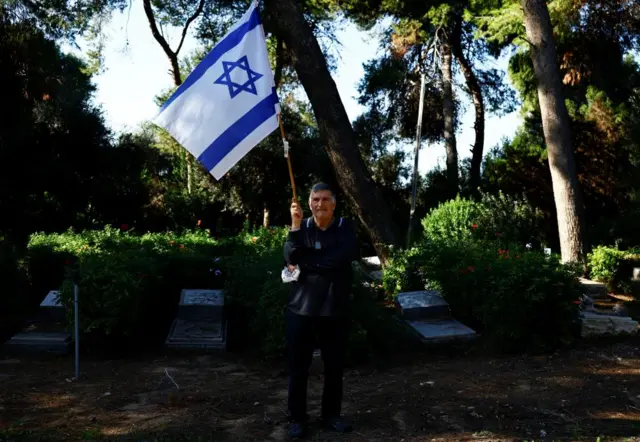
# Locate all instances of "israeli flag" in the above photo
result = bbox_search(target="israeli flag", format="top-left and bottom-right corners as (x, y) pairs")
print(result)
(152, 1), (280, 180)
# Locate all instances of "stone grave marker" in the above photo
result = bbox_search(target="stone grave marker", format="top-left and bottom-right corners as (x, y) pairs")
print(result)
(395, 290), (476, 343)
(3, 290), (71, 355)
(580, 311), (638, 337)
(165, 289), (227, 352)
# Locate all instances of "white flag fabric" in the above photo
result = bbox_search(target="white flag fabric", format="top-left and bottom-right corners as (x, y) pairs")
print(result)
(152, 1), (280, 180)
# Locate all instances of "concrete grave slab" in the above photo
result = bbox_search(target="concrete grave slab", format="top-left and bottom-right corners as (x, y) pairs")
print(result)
(395, 291), (451, 320)
(4, 331), (71, 355)
(178, 289), (224, 322)
(404, 318), (477, 343)
(39, 290), (66, 322)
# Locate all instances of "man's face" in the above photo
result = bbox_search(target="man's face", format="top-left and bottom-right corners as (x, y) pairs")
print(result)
(309, 190), (336, 220)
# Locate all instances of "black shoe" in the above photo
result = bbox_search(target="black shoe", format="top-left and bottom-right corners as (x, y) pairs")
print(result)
(324, 416), (353, 433)
(287, 421), (307, 439)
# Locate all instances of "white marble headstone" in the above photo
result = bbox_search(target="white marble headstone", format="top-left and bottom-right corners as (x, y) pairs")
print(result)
(40, 291), (62, 308)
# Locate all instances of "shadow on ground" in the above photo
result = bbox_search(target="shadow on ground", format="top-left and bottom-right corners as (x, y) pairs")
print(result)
(1, 341), (640, 441)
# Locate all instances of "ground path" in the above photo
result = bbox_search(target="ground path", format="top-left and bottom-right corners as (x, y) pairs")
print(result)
(1, 341), (640, 441)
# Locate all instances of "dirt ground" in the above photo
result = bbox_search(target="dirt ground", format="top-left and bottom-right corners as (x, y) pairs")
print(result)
(1, 340), (640, 442)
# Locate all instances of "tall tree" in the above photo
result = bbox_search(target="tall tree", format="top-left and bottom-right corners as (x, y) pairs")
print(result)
(451, 16), (484, 194)
(141, 0), (207, 194)
(264, 0), (400, 260)
(520, 0), (586, 264)
(439, 26), (459, 194)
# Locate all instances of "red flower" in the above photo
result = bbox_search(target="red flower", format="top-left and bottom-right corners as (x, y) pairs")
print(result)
(495, 232), (501, 237)
(467, 266), (474, 272)
(120, 223), (128, 231)
(572, 300), (582, 305)
(472, 224), (478, 230)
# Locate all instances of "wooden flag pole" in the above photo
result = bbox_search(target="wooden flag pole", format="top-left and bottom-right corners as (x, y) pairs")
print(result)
(278, 113), (297, 201)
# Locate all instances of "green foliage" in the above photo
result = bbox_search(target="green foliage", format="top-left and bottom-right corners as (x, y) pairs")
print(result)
(588, 246), (640, 293)
(24, 226), (403, 362)
(27, 227), (222, 337)
(421, 196), (484, 242)
(384, 238), (582, 352)
(420, 193), (545, 247)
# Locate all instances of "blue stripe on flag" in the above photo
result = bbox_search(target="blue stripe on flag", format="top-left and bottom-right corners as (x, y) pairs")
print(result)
(198, 92), (279, 171)
(159, 7), (262, 113)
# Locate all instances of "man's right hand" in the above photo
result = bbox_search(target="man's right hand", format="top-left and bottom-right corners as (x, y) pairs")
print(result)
(290, 200), (302, 229)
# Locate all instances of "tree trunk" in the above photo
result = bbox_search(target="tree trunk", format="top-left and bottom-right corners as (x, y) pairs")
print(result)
(264, 0), (399, 262)
(451, 18), (484, 196)
(440, 32), (458, 197)
(263, 205), (270, 228)
(521, 0), (587, 265)
(142, 0), (205, 194)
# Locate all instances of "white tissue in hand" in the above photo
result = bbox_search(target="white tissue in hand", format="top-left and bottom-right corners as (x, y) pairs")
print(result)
(281, 265), (300, 283)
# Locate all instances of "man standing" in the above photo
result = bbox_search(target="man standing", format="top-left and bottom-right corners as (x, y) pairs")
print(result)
(283, 182), (358, 439)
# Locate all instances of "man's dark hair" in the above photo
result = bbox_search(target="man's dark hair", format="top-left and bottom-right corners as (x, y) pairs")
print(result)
(311, 182), (333, 194)
(309, 182), (336, 202)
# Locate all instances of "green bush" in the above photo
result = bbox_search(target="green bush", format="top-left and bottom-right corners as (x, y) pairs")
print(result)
(588, 245), (640, 293)
(24, 225), (408, 361)
(421, 192), (545, 247)
(421, 196), (484, 243)
(384, 238), (581, 353)
(222, 227), (290, 357)
(27, 227), (223, 338)
(221, 226), (411, 362)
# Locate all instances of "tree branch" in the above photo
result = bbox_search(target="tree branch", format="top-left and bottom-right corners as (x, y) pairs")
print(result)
(176, 0), (206, 55)
(142, 0), (175, 59)
(142, 0), (180, 85)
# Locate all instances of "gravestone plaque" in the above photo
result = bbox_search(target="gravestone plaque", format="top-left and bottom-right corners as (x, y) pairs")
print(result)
(178, 289), (224, 322)
(4, 290), (71, 355)
(165, 289), (227, 352)
(633, 268), (640, 281)
(396, 291), (450, 320)
(165, 319), (226, 350)
(39, 290), (65, 322)
(395, 290), (477, 344)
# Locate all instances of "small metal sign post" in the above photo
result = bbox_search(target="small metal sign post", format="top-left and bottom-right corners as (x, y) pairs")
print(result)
(72, 262), (80, 380)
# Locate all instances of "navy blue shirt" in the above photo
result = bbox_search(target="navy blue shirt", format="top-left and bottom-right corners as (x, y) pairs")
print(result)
(283, 217), (359, 317)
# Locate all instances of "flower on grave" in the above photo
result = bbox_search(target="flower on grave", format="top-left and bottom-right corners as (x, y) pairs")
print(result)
(467, 266), (474, 272)
(120, 223), (128, 231)
(251, 236), (258, 243)
(196, 219), (202, 226)
(472, 223), (478, 230)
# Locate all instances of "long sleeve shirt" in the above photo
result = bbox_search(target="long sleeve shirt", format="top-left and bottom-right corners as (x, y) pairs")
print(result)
(283, 216), (359, 317)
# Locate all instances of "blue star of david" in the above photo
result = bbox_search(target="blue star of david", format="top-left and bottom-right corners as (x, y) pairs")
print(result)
(214, 55), (263, 99)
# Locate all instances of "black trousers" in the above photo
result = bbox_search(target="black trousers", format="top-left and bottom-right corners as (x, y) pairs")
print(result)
(285, 308), (348, 422)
